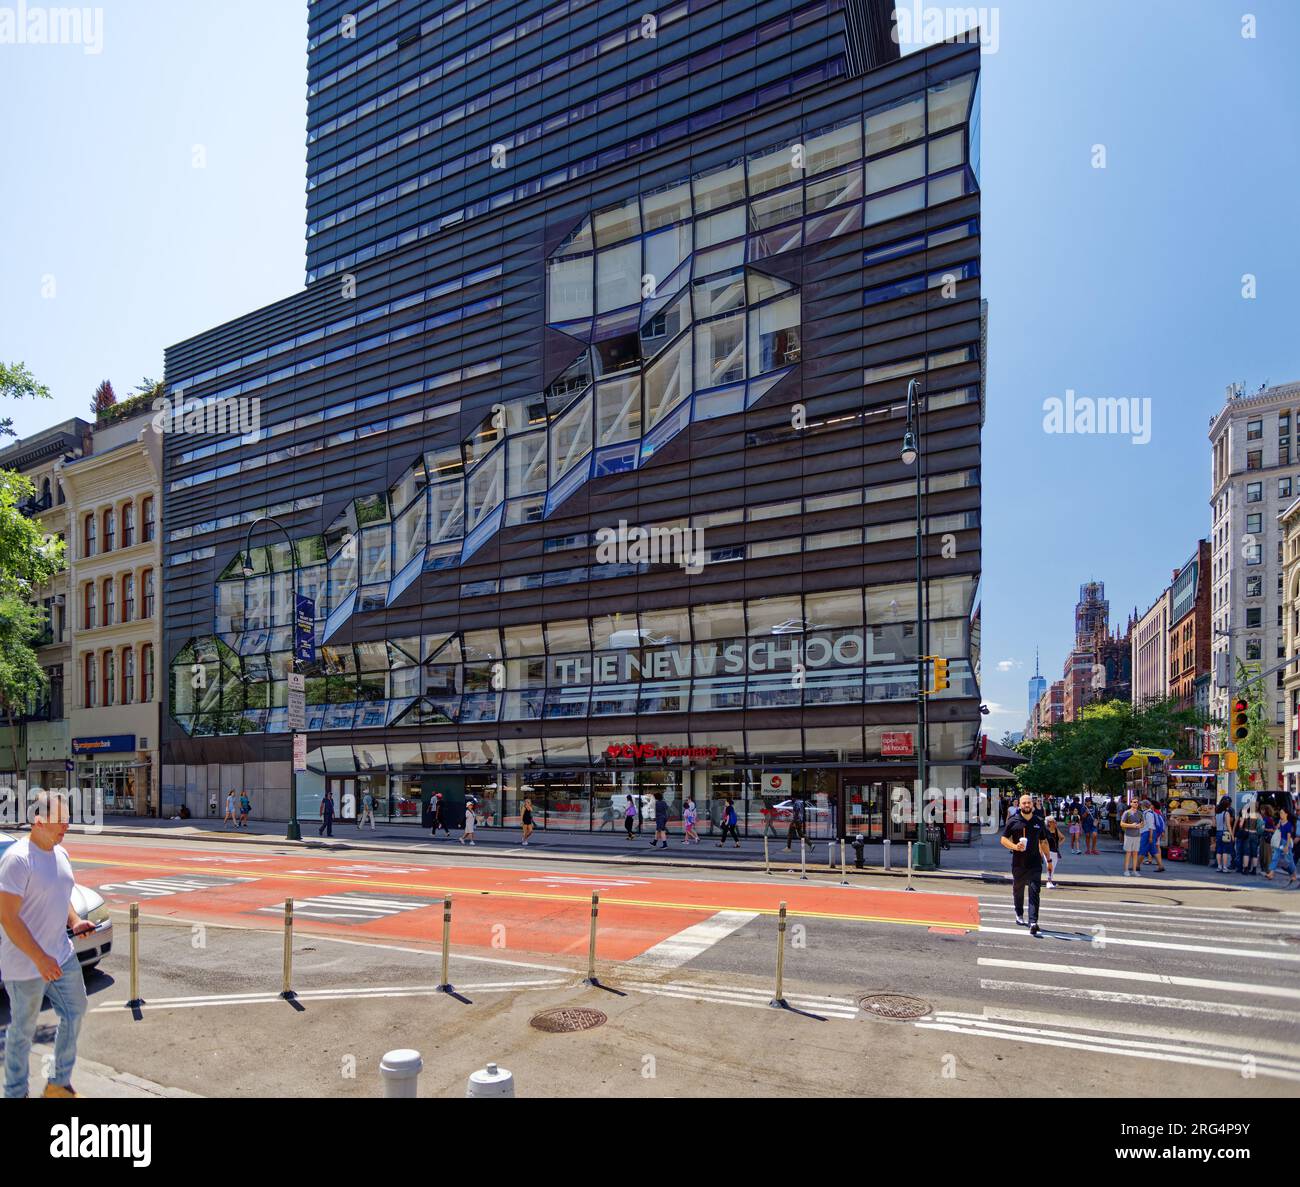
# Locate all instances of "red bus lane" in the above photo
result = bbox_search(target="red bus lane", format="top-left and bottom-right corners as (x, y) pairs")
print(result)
(65, 841), (979, 962)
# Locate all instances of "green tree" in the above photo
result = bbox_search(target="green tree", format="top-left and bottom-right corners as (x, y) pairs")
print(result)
(0, 471), (65, 779)
(1230, 661), (1272, 789)
(0, 361), (52, 438)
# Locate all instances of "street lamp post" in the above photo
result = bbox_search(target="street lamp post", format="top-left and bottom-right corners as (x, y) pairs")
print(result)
(901, 378), (928, 868)
(241, 515), (304, 843)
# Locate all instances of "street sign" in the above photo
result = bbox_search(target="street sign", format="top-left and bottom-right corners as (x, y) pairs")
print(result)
(294, 594), (316, 665)
(287, 689), (306, 732)
(287, 671), (305, 692)
(64, 759), (74, 774)
(292, 733), (307, 772)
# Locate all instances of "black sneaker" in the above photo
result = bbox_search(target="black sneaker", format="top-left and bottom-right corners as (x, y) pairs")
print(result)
(1030, 924), (1041, 937)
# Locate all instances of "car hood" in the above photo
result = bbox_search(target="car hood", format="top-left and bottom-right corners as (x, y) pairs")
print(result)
(70, 883), (104, 917)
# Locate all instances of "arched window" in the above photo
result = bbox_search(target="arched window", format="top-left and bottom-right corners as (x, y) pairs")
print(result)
(122, 502), (135, 547)
(102, 651), (115, 707)
(123, 647), (136, 704)
(84, 654), (97, 709)
(103, 508), (115, 552)
(142, 644), (155, 702)
(122, 573), (135, 622)
(40, 478), (51, 506)
(142, 569), (156, 617)
(84, 583), (97, 630)
(142, 496), (155, 543)
(102, 577), (115, 627)
(84, 514), (96, 558)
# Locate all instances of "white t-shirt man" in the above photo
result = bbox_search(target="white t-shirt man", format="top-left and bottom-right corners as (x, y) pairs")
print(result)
(0, 838), (76, 981)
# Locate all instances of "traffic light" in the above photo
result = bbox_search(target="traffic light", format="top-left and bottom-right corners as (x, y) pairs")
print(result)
(1231, 698), (1249, 742)
(931, 656), (950, 694)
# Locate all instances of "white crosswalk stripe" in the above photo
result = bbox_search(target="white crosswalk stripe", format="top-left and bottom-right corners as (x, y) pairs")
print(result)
(623, 978), (859, 1019)
(630, 911), (760, 968)
(918, 1011), (1300, 1083)
(979, 925), (1300, 963)
(977, 957), (1300, 1001)
(978, 979), (1299, 1023)
(256, 891), (442, 923)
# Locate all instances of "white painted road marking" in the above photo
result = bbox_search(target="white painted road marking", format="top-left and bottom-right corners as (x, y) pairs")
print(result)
(980, 925), (1300, 963)
(631, 910), (760, 968)
(623, 979), (859, 1019)
(978, 957), (1300, 1001)
(979, 979), (1300, 1023)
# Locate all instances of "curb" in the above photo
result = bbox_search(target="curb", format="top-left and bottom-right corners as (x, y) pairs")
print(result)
(78, 824), (1256, 894)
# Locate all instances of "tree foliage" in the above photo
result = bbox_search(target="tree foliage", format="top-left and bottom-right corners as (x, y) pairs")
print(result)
(1231, 661), (1272, 788)
(1014, 698), (1201, 796)
(92, 378), (117, 418)
(0, 361), (51, 438)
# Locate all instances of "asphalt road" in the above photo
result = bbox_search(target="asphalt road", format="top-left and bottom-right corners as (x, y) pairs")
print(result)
(11, 832), (1297, 1098)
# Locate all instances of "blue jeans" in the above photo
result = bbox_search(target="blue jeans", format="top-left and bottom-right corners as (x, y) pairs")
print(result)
(2, 953), (88, 1098)
(1271, 848), (1297, 878)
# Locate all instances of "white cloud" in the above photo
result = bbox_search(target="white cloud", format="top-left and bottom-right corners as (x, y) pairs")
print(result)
(995, 659), (1022, 673)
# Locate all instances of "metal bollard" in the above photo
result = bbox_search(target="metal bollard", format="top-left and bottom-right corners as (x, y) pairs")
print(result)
(799, 838), (807, 881)
(380, 1049), (423, 1098)
(769, 902), (788, 1008)
(883, 838), (891, 871)
(906, 839), (915, 892)
(281, 899), (295, 999)
(840, 839), (849, 886)
(127, 903), (142, 1008)
(467, 1062), (515, 1098)
(438, 894), (453, 991)
(584, 892), (600, 985)
(828, 839), (834, 870)
(763, 833), (770, 876)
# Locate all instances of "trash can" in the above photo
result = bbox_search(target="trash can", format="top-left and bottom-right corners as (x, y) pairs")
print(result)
(1187, 824), (1211, 867)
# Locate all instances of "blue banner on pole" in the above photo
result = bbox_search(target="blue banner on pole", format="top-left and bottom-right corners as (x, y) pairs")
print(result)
(295, 594), (316, 665)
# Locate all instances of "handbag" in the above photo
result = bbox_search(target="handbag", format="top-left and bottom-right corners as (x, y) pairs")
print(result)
(1272, 828), (1283, 849)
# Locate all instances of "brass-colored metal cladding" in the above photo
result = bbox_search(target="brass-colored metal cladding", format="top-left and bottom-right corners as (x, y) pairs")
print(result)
(128, 902), (141, 1006)
(770, 901), (788, 1007)
(438, 894), (452, 990)
(584, 891), (599, 984)
(281, 898), (294, 998)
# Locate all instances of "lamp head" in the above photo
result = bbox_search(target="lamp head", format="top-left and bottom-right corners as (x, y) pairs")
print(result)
(240, 552), (256, 578)
(901, 430), (918, 467)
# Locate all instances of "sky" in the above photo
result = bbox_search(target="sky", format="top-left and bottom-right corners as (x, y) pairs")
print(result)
(2, 0), (1298, 740)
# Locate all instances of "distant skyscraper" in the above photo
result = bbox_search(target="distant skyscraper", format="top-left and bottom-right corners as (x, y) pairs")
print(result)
(1027, 648), (1046, 720)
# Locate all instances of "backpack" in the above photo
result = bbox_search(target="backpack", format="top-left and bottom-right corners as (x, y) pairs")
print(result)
(1152, 811), (1165, 838)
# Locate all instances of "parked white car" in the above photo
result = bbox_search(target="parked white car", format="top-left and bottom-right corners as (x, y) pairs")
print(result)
(0, 832), (113, 973)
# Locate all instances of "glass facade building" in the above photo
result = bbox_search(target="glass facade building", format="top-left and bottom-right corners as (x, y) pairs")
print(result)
(161, 0), (984, 840)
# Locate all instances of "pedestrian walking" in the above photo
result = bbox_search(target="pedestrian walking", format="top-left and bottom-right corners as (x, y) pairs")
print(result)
(1138, 798), (1163, 872)
(1235, 800), (1258, 875)
(1000, 792), (1050, 936)
(784, 797), (808, 852)
(1214, 795), (1235, 873)
(1120, 799), (1143, 876)
(1263, 807), (1297, 886)
(716, 797), (741, 848)
(359, 788), (376, 830)
(623, 794), (637, 840)
(1067, 810), (1081, 855)
(0, 791), (97, 1098)
(223, 789), (237, 829)
(1259, 804), (1275, 874)
(431, 792), (451, 839)
(1044, 815), (1064, 889)
(1081, 802), (1098, 855)
(682, 798), (699, 844)
(318, 789), (335, 837)
(460, 799), (477, 845)
(651, 792), (669, 849)
(238, 791), (251, 829)
(520, 798), (535, 846)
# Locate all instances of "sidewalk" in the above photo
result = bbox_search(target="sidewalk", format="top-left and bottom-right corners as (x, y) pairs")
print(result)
(79, 815), (1300, 894)
(16, 1049), (200, 1099)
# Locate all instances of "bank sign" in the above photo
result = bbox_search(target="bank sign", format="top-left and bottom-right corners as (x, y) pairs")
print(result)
(72, 735), (136, 755)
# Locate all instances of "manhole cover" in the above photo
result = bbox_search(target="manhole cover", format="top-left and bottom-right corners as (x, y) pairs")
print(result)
(859, 993), (932, 1021)
(529, 1007), (607, 1033)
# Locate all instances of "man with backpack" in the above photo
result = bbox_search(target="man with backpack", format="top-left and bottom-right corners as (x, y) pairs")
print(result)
(785, 797), (808, 852)
(1140, 798), (1165, 872)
